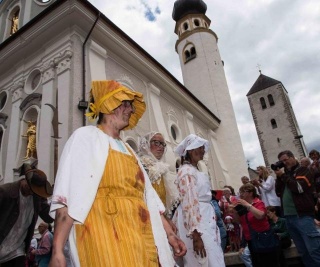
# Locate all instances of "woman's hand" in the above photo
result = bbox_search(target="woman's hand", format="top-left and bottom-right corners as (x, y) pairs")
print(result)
(238, 247), (245, 255)
(49, 250), (66, 267)
(167, 233), (187, 257)
(161, 214), (187, 257)
(236, 199), (250, 208)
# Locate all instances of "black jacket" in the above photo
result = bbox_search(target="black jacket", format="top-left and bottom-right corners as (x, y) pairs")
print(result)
(275, 163), (315, 217)
(0, 179), (53, 253)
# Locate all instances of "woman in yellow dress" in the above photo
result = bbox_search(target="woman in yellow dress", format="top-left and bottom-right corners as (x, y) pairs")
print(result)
(49, 80), (186, 267)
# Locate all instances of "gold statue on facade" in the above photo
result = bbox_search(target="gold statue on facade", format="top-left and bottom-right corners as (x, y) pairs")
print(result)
(10, 12), (19, 35)
(22, 121), (37, 159)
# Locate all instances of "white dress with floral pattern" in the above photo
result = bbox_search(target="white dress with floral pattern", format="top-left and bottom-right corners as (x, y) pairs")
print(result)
(173, 164), (225, 267)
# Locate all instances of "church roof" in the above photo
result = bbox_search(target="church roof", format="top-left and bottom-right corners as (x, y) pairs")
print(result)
(246, 73), (281, 96)
(172, 0), (207, 21)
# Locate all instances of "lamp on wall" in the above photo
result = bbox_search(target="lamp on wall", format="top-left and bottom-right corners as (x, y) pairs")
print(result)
(78, 100), (88, 110)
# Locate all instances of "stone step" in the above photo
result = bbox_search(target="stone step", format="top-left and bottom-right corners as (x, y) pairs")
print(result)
(224, 243), (302, 267)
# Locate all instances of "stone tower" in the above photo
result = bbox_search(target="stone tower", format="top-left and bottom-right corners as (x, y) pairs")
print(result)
(172, 0), (248, 186)
(247, 73), (307, 168)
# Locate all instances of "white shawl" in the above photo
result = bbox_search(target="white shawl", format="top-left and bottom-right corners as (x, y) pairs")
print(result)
(50, 126), (175, 266)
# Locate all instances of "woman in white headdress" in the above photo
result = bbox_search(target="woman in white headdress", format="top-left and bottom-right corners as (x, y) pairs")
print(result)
(173, 134), (225, 267)
(139, 132), (180, 217)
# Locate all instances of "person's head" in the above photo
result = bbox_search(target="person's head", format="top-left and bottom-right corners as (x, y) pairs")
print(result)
(300, 157), (311, 167)
(309, 149), (320, 161)
(175, 134), (209, 167)
(224, 185), (235, 196)
(278, 150), (297, 170)
(224, 215), (233, 224)
(24, 168), (53, 198)
(266, 206), (277, 220)
(239, 183), (258, 201)
(139, 132), (166, 160)
(38, 222), (48, 235)
(257, 166), (269, 180)
(86, 80), (146, 132)
(241, 176), (250, 184)
(222, 187), (231, 198)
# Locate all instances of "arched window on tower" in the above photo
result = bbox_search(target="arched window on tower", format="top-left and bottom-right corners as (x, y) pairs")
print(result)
(183, 22), (189, 31)
(190, 47), (196, 58)
(271, 119), (277, 129)
(184, 50), (191, 61)
(260, 97), (267, 109)
(184, 44), (197, 63)
(268, 94), (275, 106)
(194, 19), (200, 27)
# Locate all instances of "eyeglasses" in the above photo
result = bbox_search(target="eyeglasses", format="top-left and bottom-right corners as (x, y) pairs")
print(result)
(150, 140), (167, 148)
(121, 100), (135, 113)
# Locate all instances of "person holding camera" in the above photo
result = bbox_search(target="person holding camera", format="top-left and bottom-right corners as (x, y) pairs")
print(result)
(275, 150), (320, 267)
(251, 166), (281, 216)
(230, 183), (280, 267)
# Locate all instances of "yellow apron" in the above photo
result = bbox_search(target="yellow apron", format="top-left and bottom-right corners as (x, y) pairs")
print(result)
(75, 146), (158, 266)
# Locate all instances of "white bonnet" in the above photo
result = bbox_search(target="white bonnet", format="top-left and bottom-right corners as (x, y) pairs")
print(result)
(175, 134), (209, 157)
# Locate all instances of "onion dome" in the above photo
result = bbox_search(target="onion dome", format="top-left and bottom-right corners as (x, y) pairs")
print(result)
(172, 0), (207, 21)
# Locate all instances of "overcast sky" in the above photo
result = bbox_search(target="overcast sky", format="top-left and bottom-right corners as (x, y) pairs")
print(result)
(88, 0), (320, 168)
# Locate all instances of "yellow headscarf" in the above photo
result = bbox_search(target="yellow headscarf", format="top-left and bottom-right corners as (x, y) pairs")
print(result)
(85, 80), (146, 130)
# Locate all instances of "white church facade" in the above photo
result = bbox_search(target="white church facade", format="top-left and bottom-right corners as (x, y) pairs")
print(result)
(0, 0), (248, 190)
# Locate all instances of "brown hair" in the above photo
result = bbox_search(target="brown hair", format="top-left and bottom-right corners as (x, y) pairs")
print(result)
(257, 166), (269, 180)
(266, 206), (276, 213)
(278, 150), (294, 160)
(239, 183), (258, 198)
(309, 149), (320, 157)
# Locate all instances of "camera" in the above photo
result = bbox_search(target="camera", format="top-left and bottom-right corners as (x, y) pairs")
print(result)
(271, 161), (285, 171)
(234, 204), (248, 216)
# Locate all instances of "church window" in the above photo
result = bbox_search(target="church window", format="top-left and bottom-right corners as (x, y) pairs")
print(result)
(194, 19), (200, 27)
(268, 94), (275, 106)
(271, 119), (277, 129)
(190, 47), (196, 56)
(0, 92), (7, 111)
(184, 50), (191, 61)
(260, 97), (267, 109)
(183, 22), (189, 31)
(171, 125), (177, 140)
(184, 44), (196, 63)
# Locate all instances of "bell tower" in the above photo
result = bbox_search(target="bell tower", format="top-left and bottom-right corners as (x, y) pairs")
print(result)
(172, 0), (248, 185)
(247, 73), (307, 168)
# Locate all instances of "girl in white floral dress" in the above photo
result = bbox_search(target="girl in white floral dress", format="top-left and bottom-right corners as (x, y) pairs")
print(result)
(173, 134), (225, 267)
